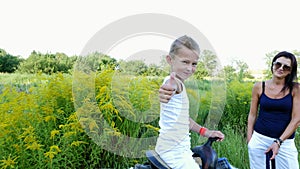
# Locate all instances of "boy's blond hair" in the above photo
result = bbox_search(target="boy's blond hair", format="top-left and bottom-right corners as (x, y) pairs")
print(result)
(169, 35), (200, 57)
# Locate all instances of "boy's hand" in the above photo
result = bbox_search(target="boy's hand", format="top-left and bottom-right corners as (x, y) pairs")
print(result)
(159, 72), (177, 103)
(205, 130), (225, 141)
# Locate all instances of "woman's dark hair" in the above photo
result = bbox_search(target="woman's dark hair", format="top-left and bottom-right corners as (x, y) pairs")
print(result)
(271, 51), (297, 92)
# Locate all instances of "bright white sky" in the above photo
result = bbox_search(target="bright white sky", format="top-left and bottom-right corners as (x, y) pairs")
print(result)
(1, 0), (299, 70)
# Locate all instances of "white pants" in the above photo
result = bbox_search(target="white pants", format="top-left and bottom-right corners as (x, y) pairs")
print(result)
(159, 148), (200, 169)
(248, 131), (299, 169)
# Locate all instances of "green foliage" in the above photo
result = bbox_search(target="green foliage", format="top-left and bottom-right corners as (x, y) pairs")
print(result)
(118, 60), (149, 76)
(214, 125), (249, 168)
(143, 64), (168, 77)
(191, 125), (249, 168)
(223, 60), (254, 82)
(263, 51), (280, 79)
(1, 72), (300, 168)
(118, 59), (168, 77)
(221, 80), (253, 132)
(0, 49), (24, 73)
(1, 48), (300, 168)
(97, 53), (117, 71)
(223, 65), (236, 82)
(199, 50), (219, 77)
(17, 51), (76, 74)
(194, 62), (209, 80)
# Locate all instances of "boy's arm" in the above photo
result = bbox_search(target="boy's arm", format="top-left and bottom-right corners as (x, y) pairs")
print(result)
(159, 72), (181, 103)
(189, 118), (225, 141)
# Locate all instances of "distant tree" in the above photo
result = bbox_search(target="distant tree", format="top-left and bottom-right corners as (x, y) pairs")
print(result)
(143, 64), (167, 77)
(55, 52), (76, 72)
(263, 51), (279, 79)
(223, 65), (236, 82)
(293, 50), (300, 78)
(98, 55), (117, 71)
(233, 60), (253, 81)
(17, 50), (76, 74)
(193, 62), (209, 80)
(0, 49), (24, 73)
(199, 50), (223, 77)
(74, 52), (117, 74)
(158, 55), (170, 74)
(222, 60), (253, 82)
(118, 60), (148, 76)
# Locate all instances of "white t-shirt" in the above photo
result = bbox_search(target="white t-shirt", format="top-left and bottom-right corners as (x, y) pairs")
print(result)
(155, 76), (199, 168)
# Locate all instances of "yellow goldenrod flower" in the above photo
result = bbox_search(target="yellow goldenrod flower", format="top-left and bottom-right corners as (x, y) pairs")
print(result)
(44, 115), (56, 122)
(56, 109), (64, 115)
(78, 117), (89, 123)
(0, 123), (9, 128)
(58, 124), (65, 129)
(50, 129), (60, 139)
(89, 120), (99, 131)
(44, 151), (56, 160)
(25, 141), (43, 150)
(21, 126), (35, 136)
(44, 145), (61, 161)
(23, 136), (36, 144)
(144, 124), (160, 132)
(0, 155), (18, 169)
(63, 131), (76, 138)
(105, 129), (121, 136)
(67, 113), (77, 122)
(70, 141), (88, 147)
(50, 145), (61, 153)
(41, 106), (54, 115)
(13, 144), (21, 153)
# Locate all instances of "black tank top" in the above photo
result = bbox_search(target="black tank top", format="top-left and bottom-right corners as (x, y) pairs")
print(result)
(254, 81), (295, 139)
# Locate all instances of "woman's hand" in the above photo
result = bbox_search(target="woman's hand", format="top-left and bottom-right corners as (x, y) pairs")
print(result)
(265, 142), (280, 160)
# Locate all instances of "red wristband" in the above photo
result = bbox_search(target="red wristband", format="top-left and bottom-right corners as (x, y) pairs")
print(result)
(199, 127), (207, 136)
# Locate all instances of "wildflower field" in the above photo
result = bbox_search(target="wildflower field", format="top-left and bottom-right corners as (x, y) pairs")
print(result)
(0, 71), (299, 169)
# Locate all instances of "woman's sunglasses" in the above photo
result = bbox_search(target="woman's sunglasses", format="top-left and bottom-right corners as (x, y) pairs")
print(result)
(273, 61), (291, 71)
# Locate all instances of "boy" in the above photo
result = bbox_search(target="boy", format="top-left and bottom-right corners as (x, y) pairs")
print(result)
(155, 35), (225, 168)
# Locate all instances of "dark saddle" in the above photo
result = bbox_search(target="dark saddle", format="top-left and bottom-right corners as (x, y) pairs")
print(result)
(134, 150), (171, 169)
(145, 150), (171, 169)
(135, 137), (220, 169)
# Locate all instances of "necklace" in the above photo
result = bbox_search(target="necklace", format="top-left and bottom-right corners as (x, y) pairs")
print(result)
(267, 84), (275, 90)
(267, 83), (281, 90)
(266, 81), (287, 98)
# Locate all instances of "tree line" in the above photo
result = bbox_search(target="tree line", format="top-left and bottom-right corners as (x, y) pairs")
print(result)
(1, 48), (299, 81)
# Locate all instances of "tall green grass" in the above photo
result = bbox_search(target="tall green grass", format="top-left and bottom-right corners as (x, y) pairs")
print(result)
(0, 72), (299, 168)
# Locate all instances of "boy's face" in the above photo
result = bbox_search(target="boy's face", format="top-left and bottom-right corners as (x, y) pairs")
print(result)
(167, 46), (199, 81)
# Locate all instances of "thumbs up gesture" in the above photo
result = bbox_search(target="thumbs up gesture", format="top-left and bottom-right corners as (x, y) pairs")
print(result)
(159, 72), (179, 103)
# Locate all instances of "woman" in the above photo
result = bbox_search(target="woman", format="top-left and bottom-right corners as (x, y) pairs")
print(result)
(247, 51), (300, 168)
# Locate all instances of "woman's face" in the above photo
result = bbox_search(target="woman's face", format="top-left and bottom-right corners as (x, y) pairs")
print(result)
(167, 46), (199, 82)
(272, 57), (292, 78)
